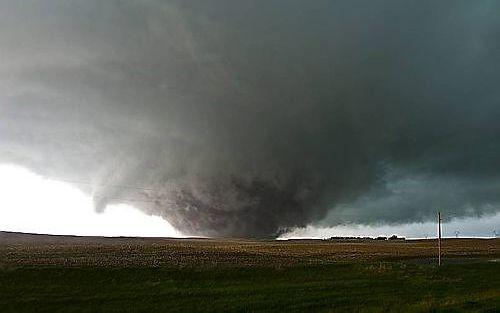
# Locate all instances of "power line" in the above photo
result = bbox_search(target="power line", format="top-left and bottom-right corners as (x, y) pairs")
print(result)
(39, 176), (175, 204)
(43, 176), (161, 192)
(438, 211), (442, 266)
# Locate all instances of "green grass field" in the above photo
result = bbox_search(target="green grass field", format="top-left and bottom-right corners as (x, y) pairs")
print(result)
(0, 233), (499, 312)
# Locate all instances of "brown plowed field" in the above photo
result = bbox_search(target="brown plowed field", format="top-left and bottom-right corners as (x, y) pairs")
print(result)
(1, 231), (498, 267)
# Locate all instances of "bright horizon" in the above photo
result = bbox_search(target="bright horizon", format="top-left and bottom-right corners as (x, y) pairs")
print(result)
(0, 164), (182, 238)
(1, 163), (498, 239)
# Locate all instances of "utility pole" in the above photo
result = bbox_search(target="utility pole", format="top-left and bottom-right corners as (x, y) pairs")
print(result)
(438, 211), (442, 266)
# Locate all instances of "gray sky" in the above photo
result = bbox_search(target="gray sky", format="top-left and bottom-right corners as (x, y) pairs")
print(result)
(1, 1), (500, 237)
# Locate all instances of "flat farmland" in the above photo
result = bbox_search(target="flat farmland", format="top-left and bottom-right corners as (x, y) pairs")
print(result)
(0, 232), (499, 312)
(1, 232), (498, 267)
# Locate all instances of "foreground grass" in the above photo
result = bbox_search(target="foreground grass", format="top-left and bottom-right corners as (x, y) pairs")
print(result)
(1, 261), (499, 313)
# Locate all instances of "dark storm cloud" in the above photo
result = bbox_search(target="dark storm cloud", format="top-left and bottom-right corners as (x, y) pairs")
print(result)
(1, 0), (500, 236)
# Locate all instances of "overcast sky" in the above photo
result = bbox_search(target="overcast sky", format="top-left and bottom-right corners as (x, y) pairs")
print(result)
(1, 1), (500, 237)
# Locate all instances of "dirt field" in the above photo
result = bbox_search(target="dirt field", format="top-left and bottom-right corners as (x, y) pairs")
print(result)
(1, 232), (499, 312)
(1, 231), (498, 267)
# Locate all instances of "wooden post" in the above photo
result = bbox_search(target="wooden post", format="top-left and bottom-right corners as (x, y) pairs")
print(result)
(438, 211), (442, 266)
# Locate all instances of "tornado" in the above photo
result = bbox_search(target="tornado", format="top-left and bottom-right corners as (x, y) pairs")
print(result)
(1, 1), (500, 236)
